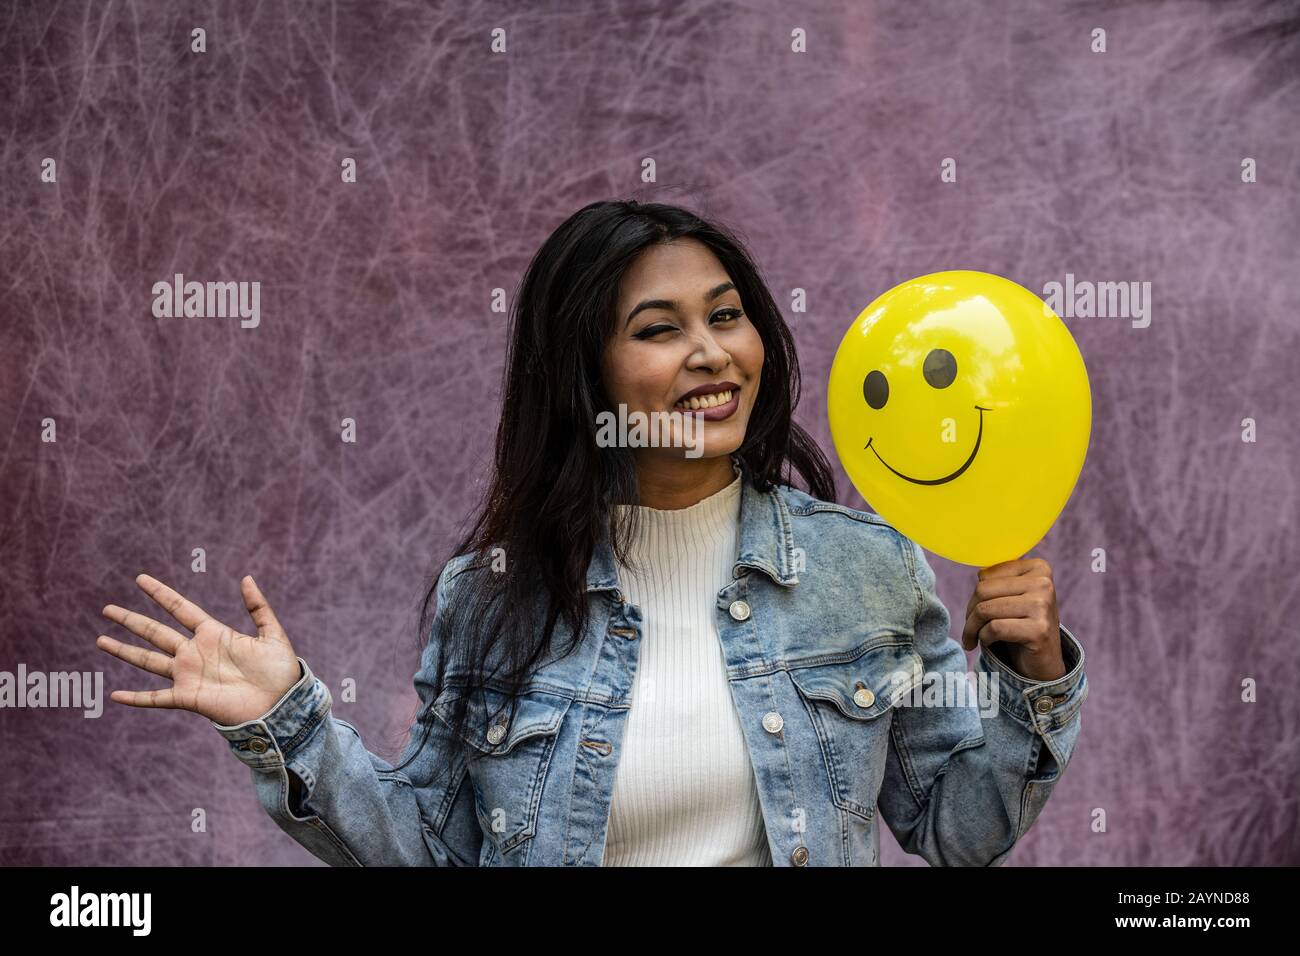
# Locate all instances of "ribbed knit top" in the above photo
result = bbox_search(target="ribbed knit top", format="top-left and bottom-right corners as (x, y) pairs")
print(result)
(601, 463), (773, 866)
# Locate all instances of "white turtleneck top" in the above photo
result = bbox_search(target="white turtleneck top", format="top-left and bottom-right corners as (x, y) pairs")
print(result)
(601, 463), (773, 866)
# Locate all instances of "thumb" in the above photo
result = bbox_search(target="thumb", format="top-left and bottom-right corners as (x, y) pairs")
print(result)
(241, 575), (285, 641)
(962, 580), (981, 649)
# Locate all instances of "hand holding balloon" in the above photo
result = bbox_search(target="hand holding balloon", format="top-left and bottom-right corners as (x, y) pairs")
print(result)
(961, 557), (1065, 681)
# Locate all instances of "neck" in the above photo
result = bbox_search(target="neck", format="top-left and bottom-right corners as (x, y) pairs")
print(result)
(632, 454), (739, 510)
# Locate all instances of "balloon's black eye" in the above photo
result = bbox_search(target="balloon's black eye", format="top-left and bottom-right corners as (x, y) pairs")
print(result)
(923, 348), (957, 389)
(863, 370), (889, 409)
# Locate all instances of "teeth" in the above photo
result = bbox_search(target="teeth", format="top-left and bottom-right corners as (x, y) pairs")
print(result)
(674, 389), (732, 410)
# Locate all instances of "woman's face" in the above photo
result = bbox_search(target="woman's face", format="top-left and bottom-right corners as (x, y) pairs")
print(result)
(601, 238), (764, 464)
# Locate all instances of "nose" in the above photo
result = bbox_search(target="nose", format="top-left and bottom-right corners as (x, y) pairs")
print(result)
(685, 328), (732, 371)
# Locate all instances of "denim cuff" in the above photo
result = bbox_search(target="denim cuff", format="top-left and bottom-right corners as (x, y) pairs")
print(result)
(976, 623), (1087, 736)
(210, 657), (332, 771)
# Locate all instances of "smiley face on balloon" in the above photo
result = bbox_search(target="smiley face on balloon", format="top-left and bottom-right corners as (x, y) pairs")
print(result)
(827, 270), (1091, 567)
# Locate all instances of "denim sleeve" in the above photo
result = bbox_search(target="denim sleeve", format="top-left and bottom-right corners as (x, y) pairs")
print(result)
(209, 559), (483, 866)
(876, 538), (1088, 866)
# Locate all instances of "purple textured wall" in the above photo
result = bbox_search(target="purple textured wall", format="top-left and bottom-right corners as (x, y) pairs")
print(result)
(1, 0), (1297, 866)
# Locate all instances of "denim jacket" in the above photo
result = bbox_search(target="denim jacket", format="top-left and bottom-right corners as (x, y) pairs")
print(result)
(212, 476), (1087, 866)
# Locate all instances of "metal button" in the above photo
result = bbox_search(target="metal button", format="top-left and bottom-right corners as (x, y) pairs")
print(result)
(486, 723), (507, 745)
(729, 600), (751, 621)
(246, 737), (268, 754)
(1034, 696), (1054, 714)
(791, 845), (809, 866)
(853, 686), (875, 708)
(762, 711), (783, 734)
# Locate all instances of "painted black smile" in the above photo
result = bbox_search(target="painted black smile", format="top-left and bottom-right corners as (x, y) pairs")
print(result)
(864, 405), (992, 486)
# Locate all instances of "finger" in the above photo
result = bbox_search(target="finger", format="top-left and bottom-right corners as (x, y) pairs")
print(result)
(241, 575), (284, 640)
(108, 686), (179, 709)
(96, 634), (174, 679)
(977, 557), (1033, 581)
(963, 594), (1040, 651)
(101, 604), (187, 655)
(134, 573), (214, 632)
(971, 576), (1038, 604)
(970, 595), (1039, 624)
(976, 617), (1040, 647)
(980, 556), (1053, 581)
(966, 574), (1023, 620)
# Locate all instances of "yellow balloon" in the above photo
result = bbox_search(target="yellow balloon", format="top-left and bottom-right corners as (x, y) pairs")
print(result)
(827, 270), (1091, 567)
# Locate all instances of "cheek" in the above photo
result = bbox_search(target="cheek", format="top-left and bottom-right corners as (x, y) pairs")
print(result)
(600, 350), (635, 407)
(736, 326), (765, 374)
(603, 345), (678, 405)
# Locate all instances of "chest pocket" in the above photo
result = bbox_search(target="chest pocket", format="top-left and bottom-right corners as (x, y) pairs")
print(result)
(432, 684), (573, 857)
(788, 639), (924, 822)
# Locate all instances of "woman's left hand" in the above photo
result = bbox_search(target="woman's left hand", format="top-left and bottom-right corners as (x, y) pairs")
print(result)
(961, 557), (1066, 682)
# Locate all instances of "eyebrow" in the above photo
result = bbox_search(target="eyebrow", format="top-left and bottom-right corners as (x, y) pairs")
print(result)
(624, 281), (737, 328)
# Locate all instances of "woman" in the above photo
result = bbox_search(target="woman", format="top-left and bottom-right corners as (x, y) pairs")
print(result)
(95, 199), (1087, 866)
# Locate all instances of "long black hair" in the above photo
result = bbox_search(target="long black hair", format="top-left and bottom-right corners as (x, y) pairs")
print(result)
(388, 198), (836, 780)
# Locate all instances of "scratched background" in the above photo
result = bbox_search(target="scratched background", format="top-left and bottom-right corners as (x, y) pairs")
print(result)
(1, 0), (1297, 866)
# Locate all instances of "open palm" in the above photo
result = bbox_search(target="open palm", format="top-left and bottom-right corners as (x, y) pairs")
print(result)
(96, 573), (304, 727)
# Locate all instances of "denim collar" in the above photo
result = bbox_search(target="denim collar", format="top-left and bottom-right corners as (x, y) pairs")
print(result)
(586, 461), (800, 597)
